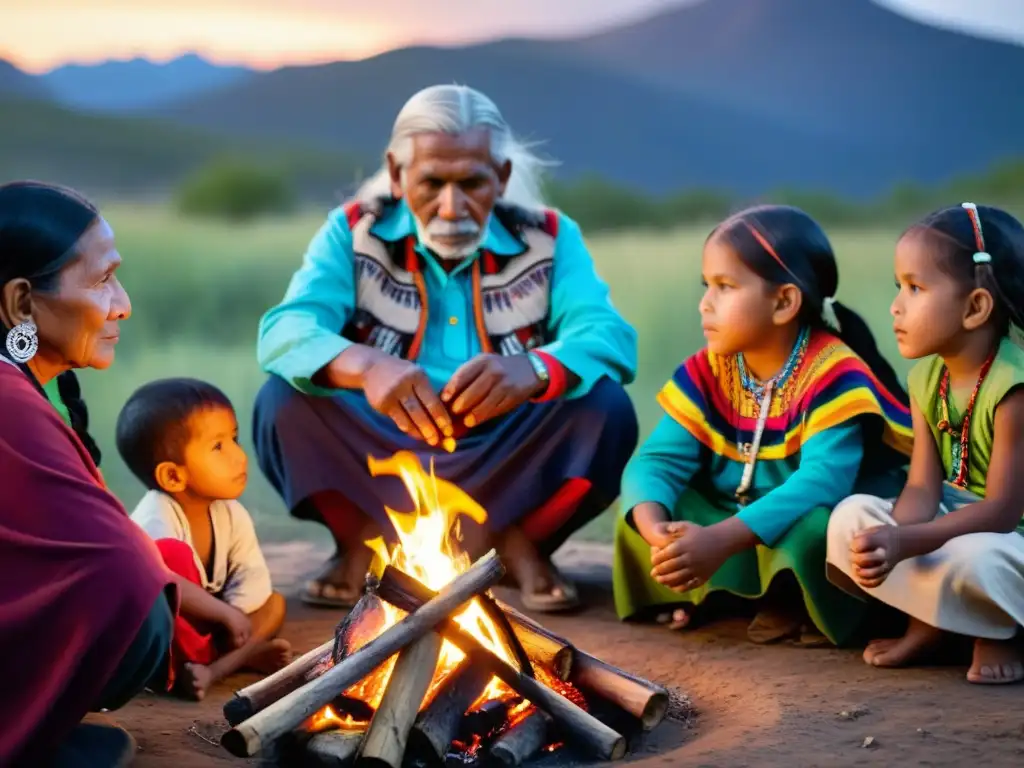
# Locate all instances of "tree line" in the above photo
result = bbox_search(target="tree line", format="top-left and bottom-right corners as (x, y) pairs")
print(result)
(176, 156), (1024, 230)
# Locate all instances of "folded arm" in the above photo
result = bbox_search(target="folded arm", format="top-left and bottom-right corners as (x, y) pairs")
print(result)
(889, 396), (945, 526)
(257, 210), (359, 394)
(622, 415), (705, 546)
(536, 214), (638, 399)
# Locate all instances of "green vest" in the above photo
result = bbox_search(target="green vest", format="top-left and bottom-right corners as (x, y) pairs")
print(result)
(908, 336), (1024, 498)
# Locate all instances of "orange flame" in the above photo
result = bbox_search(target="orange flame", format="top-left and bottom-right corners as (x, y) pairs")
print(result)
(330, 452), (520, 715)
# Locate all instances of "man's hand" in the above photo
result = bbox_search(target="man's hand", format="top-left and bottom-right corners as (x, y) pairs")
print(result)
(850, 525), (901, 589)
(442, 354), (544, 428)
(218, 604), (252, 649)
(649, 522), (734, 592)
(362, 355), (453, 446)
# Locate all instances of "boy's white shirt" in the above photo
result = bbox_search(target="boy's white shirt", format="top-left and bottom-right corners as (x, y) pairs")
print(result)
(130, 489), (273, 615)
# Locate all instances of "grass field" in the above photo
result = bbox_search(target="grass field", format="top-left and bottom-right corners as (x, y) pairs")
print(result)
(76, 203), (944, 545)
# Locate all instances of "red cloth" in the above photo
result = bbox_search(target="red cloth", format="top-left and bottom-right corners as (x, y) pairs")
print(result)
(155, 539), (218, 677)
(521, 478), (592, 542)
(0, 364), (176, 766)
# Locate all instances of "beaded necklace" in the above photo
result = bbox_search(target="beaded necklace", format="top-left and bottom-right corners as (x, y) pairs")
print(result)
(935, 349), (996, 489)
(733, 326), (811, 504)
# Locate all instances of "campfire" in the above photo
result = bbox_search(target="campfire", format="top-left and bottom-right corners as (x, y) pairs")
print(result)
(220, 452), (671, 766)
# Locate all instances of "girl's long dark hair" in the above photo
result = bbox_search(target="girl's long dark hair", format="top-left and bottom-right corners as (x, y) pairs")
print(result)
(0, 181), (102, 465)
(904, 203), (1024, 338)
(710, 204), (908, 405)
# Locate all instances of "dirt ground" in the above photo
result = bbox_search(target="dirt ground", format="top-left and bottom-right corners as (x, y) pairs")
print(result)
(102, 541), (1024, 767)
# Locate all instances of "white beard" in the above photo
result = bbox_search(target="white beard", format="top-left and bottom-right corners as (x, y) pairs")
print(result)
(412, 214), (487, 261)
(402, 176), (487, 260)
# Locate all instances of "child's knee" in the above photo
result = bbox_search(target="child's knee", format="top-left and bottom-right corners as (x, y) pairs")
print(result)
(248, 591), (287, 633)
(829, 495), (889, 536)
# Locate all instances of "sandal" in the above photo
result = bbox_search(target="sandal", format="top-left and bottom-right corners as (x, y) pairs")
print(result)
(520, 568), (581, 613)
(53, 722), (136, 767)
(747, 609), (802, 644)
(301, 554), (363, 609)
(793, 624), (832, 648)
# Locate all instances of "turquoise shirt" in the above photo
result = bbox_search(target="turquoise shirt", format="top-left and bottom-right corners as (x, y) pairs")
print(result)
(257, 200), (637, 399)
(621, 415), (864, 547)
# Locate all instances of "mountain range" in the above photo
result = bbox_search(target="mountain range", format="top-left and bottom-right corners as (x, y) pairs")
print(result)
(3, 0), (1024, 198)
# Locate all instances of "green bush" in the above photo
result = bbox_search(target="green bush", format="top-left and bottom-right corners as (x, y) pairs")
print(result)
(175, 159), (297, 221)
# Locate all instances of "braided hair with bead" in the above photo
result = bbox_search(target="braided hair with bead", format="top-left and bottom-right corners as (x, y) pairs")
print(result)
(709, 204), (909, 406)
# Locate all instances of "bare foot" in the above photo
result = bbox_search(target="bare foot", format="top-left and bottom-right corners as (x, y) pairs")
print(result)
(863, 617), (943, 668)
(246, 638), (294, 675)
(967, 638), (1024, 685)
(178, 662), (214, 701)
(656, 607), (691, 631)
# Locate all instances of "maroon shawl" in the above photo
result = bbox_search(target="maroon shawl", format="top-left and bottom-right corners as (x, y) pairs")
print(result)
(0, 364), (175, 765)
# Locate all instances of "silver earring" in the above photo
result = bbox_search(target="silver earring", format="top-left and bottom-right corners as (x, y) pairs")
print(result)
(6, 320), (38, 363)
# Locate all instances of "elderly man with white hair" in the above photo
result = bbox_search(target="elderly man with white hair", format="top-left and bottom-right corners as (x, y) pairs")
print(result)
(253, 84), (638, 612)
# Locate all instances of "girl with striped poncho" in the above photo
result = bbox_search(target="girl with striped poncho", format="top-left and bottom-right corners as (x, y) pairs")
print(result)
(613, 205), (912, 646)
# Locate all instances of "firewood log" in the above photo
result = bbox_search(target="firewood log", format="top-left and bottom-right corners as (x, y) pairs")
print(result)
(377, 566), (626, 761)
(572, 651), (669, 731)
(220, 550), (505, 758)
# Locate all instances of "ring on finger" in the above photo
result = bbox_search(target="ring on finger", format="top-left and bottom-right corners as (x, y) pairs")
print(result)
(401, 396), (418, 409)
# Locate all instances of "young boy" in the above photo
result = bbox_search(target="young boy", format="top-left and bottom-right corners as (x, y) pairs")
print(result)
(116, 378), (290, 700)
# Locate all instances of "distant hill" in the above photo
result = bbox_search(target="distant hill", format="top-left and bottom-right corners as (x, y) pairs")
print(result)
(0, 98), (367, 202)
(6, 0), (1024, 198)
(142, 0), (1024, 197)
(566, 0), (1024, 162)
(150, 40), (904, 197)
(42, 54), (253, 111)
(0, 59), (50, 100)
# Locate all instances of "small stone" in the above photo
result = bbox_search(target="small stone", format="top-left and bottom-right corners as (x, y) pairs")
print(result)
(838, 704), (870, 720)
(862, 736), (876, 748)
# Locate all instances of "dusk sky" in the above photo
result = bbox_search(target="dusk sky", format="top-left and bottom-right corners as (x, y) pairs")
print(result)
(3, 0), (1023, 73)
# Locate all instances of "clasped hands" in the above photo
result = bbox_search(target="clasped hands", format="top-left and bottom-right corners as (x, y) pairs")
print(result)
(848, 524), (902, 589)
(647, 520), (734, 593)
(361, 352), (545, 447)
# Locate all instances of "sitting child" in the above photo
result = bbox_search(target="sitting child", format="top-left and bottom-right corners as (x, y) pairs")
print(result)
(613, 205), (912, 647)
(827, 203), (1024, 684)
(117, 378), (290, 700)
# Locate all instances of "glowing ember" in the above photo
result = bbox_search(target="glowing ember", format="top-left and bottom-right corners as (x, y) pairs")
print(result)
(306, 705), (367, 734)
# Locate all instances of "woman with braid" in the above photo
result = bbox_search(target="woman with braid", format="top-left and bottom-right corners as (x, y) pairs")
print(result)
(0, 181), (176, 766)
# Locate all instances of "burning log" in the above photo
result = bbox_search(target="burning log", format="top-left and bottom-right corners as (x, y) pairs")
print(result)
(220, 550), (505, 758)
(356, 632), (443, 768)
(495, 600), (575, 680)
(408, 656), (493, 764)
(223, 638), (333, 726)
(571, 651), (669, 731)
(224, 584), (386, 726)
(305, 727), (364, 767)
(489, 709), (550, 766)
(377, 566), (626, 761)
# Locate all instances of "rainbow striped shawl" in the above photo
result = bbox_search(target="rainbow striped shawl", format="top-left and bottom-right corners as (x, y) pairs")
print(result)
(657, 330), (913, 463)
